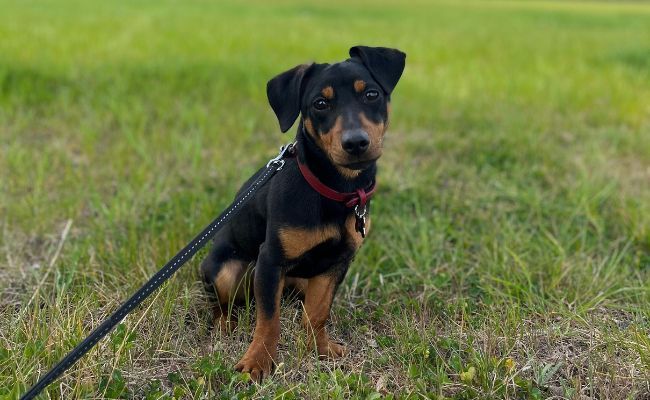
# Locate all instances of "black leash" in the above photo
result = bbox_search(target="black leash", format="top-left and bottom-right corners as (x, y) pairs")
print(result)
(21, 143), (295, 400)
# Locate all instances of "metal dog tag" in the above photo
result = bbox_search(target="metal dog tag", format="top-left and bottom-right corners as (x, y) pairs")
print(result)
(354, 205), (368, 238)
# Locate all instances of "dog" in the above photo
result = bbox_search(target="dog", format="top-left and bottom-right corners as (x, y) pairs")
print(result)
(200, 45), (406, 381)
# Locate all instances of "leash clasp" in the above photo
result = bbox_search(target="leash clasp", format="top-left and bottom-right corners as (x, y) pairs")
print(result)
(266, 141), (297, 171)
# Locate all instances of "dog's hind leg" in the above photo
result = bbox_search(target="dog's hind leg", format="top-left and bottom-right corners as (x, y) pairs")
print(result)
(200, 242), (252, 332)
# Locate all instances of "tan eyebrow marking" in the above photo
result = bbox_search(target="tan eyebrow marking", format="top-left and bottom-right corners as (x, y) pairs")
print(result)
(321, 86), (334, 99)
(354, 80), (366, 93)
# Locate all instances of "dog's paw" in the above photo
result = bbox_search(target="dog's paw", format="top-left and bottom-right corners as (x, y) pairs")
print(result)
(318, 340), (346, 360)
(234, 347), (275, 382)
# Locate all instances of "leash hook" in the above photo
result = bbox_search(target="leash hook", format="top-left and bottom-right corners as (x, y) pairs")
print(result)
(266, 141), (296, 171)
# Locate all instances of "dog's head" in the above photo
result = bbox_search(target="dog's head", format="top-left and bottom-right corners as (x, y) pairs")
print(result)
(267, 46), (406, 172)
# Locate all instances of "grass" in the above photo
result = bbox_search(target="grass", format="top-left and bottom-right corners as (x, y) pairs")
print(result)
(1, 0), (649, 398)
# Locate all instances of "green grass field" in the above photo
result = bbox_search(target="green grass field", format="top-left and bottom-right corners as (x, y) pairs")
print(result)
(1, 0), (649, 398)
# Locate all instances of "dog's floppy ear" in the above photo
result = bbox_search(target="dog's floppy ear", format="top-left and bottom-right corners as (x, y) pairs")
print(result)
(349, 46), (406, 95)
(267, 63), (314, 133)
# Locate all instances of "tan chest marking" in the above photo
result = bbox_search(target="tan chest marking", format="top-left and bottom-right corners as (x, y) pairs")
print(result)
(279, 225), (341, 259)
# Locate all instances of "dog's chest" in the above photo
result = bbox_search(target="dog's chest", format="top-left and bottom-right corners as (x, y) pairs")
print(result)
(279, 214), (370, 276)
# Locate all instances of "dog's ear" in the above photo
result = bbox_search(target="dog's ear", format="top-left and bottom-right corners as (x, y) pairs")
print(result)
(349, 46), (406, 95)
(267, 63), (314, 133)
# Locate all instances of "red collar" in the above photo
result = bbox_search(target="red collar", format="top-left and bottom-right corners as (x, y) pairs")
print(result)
(294, 155), (376, 208)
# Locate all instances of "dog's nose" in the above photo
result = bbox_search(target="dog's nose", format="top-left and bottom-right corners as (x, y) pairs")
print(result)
(342, 129), (370, 155)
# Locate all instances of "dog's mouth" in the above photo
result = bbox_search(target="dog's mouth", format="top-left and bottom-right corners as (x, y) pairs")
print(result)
(340, 157), (379, 170)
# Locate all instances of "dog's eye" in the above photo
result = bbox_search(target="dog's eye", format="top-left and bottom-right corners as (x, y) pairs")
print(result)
(365, 90), (380, 101)
(313, 98), (330, 111)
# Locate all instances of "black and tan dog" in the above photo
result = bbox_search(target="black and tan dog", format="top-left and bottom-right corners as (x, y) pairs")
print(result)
(200, 45), (406, 380)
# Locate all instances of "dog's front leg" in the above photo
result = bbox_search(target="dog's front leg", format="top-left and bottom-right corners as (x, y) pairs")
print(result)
(234, 245), (284, 381)
(302, 273), (346, 359)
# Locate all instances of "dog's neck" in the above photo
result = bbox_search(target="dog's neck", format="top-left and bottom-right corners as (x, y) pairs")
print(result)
(295, 120), (377, 194)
